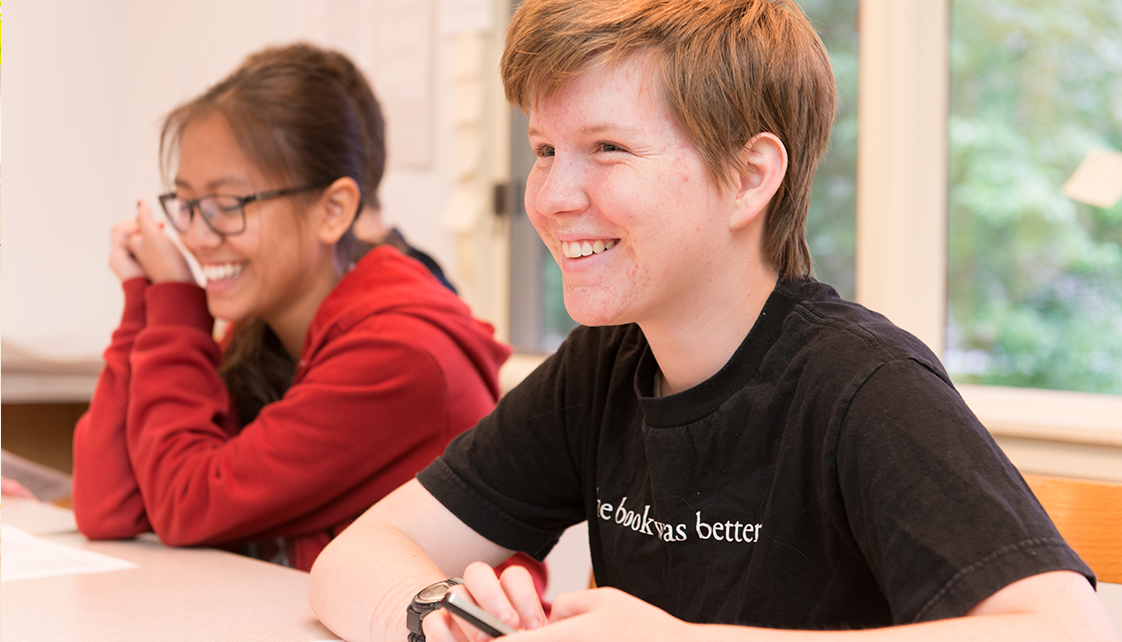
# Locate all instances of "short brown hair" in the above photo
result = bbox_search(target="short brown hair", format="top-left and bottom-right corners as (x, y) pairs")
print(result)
(502, 0), (837, 280)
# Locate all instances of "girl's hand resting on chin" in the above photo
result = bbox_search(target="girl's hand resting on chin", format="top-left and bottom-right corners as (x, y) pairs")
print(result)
(111, 200), (195, 284)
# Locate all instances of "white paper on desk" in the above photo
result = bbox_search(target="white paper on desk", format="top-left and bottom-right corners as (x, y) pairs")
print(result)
(0, 524), (138, 582)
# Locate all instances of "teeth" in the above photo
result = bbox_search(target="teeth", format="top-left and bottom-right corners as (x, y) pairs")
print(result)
(201, 262), (246, 281)
(563, 239), (617, 259)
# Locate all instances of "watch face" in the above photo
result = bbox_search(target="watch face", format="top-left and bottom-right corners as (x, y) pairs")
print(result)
(417, 580), (458, 604)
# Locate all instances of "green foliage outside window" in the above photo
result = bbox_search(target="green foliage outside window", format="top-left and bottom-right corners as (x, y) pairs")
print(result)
(800, 0), (859, 301)
(947, 1), (1122, 393)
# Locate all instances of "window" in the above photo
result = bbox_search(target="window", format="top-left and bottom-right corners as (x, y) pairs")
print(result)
(802, 0), (860, 300)
(946, 0), (1122, 395)
(507, 108), (578, 353)
(502, 1), (1122, 448)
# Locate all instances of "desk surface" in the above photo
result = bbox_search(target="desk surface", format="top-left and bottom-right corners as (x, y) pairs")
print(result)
(1, 498), (339, 642)
(2, 499), (1119, 639)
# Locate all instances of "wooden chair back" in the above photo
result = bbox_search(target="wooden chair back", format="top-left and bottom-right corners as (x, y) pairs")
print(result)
(1022, 473), (1122, 584)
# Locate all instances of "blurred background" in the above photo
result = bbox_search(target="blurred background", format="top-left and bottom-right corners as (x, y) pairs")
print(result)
(2, 0), (1121, 496)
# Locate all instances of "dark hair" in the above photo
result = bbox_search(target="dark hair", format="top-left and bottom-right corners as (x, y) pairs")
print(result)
(502, 0), (837, 280)
(159, 43), (387, 422)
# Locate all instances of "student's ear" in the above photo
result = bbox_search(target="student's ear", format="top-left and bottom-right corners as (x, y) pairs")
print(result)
(729, 132), (788, 231)
(315, 177), (362, 244)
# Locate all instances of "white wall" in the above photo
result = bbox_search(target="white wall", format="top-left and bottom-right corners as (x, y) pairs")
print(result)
(2, 0), (480, 365)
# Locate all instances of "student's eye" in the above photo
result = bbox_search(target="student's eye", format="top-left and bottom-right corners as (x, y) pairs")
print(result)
(533, 144), (555, 158)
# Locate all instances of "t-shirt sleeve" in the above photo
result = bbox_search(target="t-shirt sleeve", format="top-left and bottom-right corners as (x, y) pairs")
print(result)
(835, 358), (1093, 623)
(419, 329), (599, 560)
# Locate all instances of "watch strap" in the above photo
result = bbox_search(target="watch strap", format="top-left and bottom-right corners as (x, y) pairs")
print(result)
(406, 577), (465, 642)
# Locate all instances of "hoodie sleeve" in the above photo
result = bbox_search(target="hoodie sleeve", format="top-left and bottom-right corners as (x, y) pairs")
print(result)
(72, 277), (155, 539)
(121, 283), (503, 549)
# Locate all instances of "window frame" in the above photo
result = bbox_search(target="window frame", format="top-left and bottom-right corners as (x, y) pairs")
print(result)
(857, 0), (1122, 448)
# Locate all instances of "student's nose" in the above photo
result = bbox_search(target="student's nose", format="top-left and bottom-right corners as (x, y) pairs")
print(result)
(180, 209), (224, 252)
(526, 156), (590, 219)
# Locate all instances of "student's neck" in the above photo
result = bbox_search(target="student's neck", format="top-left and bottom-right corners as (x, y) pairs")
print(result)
(267, 261), (345, 361)
(642, 267), (778, 397)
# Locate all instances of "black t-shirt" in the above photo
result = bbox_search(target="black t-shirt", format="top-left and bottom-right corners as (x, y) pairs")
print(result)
(418, 280), (1092, 630)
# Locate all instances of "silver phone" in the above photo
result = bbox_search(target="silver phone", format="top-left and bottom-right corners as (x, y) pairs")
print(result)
(440, 591), (517, 638)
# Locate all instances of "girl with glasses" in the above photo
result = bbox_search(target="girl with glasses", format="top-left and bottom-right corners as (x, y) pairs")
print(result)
(70, 43), (525, 576)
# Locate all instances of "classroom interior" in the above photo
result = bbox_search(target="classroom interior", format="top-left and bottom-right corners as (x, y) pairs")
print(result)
(2, 0), (1121, 633)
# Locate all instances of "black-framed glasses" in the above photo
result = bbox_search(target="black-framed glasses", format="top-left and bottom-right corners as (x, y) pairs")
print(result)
(157, 185), (322, 237)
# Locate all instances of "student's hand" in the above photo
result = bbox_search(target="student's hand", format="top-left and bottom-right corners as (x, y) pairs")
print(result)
(125, 200), (195, 284)
(2, 475), (36, 499)
(109, 217), (147, 281)
(425, 561), (547, 642)
(535, 587), (692, 641)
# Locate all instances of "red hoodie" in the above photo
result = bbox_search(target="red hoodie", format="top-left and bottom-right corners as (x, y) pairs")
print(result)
(73, 245), (513, 571)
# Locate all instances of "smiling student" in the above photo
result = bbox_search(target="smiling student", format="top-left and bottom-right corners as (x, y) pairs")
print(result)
(307, 1), (1117, 641)
(70, 43), (516, 573)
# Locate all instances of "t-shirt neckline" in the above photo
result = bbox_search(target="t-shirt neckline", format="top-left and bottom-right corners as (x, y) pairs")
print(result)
(634, 281), (808, 428)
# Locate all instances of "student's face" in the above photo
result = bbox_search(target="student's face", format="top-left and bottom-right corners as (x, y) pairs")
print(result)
(174, 113), (324, 326)
(524, 56), (738, 328)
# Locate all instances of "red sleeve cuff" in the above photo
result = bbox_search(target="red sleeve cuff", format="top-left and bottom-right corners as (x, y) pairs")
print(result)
(120, 277), (151, 324)
(144, 282), (214, 332)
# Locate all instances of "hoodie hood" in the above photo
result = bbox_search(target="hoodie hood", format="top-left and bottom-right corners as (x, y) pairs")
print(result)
(298, 245), (511, 398)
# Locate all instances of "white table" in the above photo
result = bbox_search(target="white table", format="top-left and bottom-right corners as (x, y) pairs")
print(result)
(1, 498), (339, 642)
(3, 498), (1118, 638)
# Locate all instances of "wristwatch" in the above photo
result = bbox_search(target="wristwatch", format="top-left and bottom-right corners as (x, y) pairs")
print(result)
(406, 577), (464, 642)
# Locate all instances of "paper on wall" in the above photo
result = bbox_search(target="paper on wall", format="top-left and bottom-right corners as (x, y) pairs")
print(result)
(439, 0), (493, 35)
(453, 128), (484, 181)
(1062, 148), (1122, 209)
(441, 185), (487, 233)
(452, 34), (486, 80)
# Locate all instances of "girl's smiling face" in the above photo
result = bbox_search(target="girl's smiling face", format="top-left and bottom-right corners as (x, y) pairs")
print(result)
(524, 56), (741, 330)
(174, 112), (330, 328)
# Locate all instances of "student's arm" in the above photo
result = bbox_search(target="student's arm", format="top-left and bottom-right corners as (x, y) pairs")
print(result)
(312, 494), (1117, 642)
(71, 217), (155, 538)
(72, 278), (154, 538)
(521, 570), (1117, 642)
(308, 478), (539, 642)
(121, 298), (482, 548)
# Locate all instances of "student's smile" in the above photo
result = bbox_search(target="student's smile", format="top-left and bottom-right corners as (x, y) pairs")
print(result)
(197, 261), (247, 292)
(558, 238), (619, 260)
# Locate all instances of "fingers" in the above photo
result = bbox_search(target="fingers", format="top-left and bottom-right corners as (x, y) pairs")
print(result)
(109, 217), (147, 281)
(112, 217), (140, 241)
(2, 476), (37, 499)
(423, 609), (475, 642)
(423, 560), (548, 642)
(135, 199), (164, 234)
(132, 199), (168, 252)
(439, 560), (546, 641)
(462, 562), (519, 632)
(499, 564), (547, 630)
(127, 199), (195, 283)
(547, 587), (621, 623)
